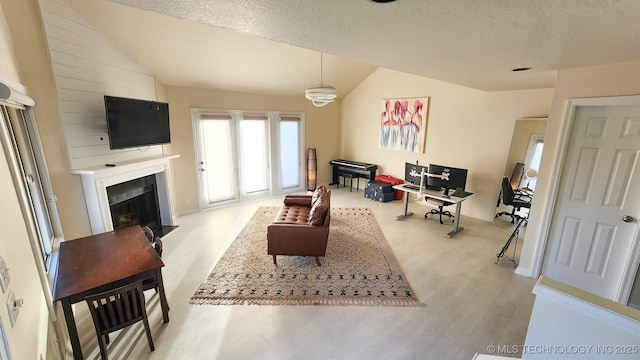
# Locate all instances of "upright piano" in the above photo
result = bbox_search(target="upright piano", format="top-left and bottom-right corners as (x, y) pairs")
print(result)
(329, 159), (378, 185)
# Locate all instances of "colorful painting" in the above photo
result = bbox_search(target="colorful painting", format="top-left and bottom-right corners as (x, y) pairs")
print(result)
(380, 97), (429, 153)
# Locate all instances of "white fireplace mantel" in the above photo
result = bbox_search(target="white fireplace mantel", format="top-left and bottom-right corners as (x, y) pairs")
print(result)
(71, 154), (179, 234)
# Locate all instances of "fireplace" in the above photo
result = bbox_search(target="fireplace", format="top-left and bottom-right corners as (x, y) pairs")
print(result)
(72, 155), (179, 235)
(107, 174), (162, 233)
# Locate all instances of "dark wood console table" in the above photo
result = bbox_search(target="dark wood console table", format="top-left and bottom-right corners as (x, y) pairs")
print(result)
(53, 225), (169, 359)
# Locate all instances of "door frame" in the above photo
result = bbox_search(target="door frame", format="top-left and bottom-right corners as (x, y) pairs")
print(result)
(191, 108), (306, 209)
(531, 95), (640, 303)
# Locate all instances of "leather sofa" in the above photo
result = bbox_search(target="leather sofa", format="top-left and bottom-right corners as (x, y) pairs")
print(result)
(267, 186), (331, 266)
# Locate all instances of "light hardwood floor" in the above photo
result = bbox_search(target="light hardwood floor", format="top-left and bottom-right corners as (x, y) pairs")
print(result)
(77, 186), (535, 360)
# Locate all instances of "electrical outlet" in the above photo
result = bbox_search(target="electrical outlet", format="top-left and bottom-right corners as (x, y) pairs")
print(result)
(6, 291), (23, 328)
(0, 257), (9, 293)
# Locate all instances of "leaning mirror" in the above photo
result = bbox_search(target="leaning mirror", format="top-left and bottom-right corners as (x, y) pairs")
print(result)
(494, 117), (547, 230)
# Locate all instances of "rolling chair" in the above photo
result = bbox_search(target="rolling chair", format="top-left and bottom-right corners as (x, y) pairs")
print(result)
(424, 197), (455, 224)
(495, 177), (532, 223)
(85, 280), (155, 360)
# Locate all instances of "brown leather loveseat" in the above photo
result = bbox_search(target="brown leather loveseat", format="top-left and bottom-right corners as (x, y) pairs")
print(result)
(267, 185), (331, 266)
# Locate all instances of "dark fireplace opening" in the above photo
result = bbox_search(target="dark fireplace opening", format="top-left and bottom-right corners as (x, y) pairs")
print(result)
(107, 175), (174, 237)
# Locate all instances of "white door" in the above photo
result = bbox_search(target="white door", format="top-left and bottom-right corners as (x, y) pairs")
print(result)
(542, 105), (640, 300)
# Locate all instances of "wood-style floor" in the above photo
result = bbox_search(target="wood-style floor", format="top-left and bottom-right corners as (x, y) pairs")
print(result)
(78, 186), (535, 360)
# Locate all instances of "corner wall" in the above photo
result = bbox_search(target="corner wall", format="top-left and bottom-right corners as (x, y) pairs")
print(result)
(165, 85), (341, 215)
(517, 61), (640, 279)
(0, 1), (51, 359)
(341, 68), (554, 221)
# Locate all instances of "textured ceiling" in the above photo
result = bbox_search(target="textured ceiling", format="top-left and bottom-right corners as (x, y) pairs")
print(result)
(68, 0), (640, 96)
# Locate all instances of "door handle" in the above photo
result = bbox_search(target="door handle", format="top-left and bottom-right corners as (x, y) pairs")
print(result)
(622, 215), (634, 223)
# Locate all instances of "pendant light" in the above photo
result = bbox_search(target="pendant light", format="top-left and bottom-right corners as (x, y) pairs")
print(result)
(305, 53), (337, 107)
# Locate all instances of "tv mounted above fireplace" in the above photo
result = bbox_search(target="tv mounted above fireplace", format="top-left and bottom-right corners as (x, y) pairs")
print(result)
(105, 95), (171, 149)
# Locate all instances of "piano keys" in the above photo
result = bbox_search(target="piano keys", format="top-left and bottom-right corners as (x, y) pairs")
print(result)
(329, 159), (378, 186)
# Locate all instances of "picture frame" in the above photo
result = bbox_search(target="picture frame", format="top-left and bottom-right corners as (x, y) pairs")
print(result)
(380, 97), (429, 153)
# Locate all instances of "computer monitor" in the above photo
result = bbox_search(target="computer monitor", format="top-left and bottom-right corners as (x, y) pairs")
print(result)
(404, 162), (428, 185)
(427, 164), (468, 195)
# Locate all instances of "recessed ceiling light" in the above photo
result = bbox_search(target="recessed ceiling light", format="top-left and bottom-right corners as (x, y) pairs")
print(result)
(512, 67), (533, 72)
(371, 0), (396, 3)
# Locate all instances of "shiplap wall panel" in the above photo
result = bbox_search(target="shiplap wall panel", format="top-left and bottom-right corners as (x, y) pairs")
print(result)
(39, 0), (164, 170)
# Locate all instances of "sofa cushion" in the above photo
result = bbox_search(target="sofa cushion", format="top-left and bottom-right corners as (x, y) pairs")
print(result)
(308, 191), (329, 226)
(273, 205), (311, 225)
(311, 185), (328, 205)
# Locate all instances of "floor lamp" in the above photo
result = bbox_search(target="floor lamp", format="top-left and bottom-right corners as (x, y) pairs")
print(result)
(307, 148), (317, 191)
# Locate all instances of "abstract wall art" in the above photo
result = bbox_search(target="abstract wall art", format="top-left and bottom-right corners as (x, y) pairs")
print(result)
(380, 97), (429, 153)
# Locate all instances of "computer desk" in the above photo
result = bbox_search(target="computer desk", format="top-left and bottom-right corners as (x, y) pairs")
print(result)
(393, 183), (474, 238)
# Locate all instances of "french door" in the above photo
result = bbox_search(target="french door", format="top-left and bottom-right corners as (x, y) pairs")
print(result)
(193, 110), (304, 208)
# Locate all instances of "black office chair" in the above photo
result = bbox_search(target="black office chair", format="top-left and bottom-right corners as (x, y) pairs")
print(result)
(495, 177), (532, 223)
(424, 197), (455, 224)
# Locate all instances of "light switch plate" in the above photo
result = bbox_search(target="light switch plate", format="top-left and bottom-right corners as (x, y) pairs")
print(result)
(0, 257), (9, 293)
(5, 291), (19, 328)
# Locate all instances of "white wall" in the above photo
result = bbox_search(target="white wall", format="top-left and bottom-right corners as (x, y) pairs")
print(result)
(0, 2), (50, 359)
(525, 277), (640, 360)
(165, 85), (342, 215)
(341, 68), (554, 221)
(38, 0), (163, 170)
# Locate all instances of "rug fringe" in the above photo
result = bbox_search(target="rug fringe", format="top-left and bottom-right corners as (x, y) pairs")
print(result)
(190, 296), (425, 307)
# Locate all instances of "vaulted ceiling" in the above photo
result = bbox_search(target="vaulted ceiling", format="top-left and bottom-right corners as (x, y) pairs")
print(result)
(66, 0), (640, 98)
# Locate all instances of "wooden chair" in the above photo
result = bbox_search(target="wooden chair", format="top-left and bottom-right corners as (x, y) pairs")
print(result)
(141, 226), (163, 258)
(84, 280), (155, 359)
(140, 226), (164, 294)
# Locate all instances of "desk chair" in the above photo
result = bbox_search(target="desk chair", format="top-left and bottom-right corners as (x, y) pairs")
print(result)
(424, 197), (455, 224)
(495, 177), (532, 223)
(85, 280), (155, 360)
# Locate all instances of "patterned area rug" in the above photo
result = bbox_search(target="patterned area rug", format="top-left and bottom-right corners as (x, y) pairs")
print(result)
(190, 206), (423, 307)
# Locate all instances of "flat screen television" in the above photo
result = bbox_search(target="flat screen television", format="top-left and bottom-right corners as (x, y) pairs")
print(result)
(105, 95), (171, 149)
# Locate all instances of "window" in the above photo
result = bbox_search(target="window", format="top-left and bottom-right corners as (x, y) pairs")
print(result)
(1, 82), (62, 320)
(279, 117), (301, 189)
(522, 134), (544, 190)
(0, 315), (9, 360)
(0, 105), (58, 266)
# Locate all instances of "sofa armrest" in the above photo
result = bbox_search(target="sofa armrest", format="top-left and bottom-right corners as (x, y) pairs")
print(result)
(283, 195), (312, 207)
(267, 223), (329, 256)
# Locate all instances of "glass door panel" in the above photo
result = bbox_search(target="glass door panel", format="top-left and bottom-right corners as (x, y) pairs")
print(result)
(239, 118), (269, 195)
(201, 119), (235, 204)
(279, 120), (300, 189)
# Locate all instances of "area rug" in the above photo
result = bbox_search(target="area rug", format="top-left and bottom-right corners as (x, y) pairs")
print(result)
(190, 206), (423, 307)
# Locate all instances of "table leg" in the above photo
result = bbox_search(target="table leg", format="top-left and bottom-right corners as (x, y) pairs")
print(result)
(395, 191), (414, 220)
(446, 202), (465, 237)
(61, 298), (83, 360)
(329, 165), (339, 186)
(155, 269), (170, 323)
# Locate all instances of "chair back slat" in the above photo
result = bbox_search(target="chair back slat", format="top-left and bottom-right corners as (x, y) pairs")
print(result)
(85, 278), (155, 359)
(85, 280), (148, 330)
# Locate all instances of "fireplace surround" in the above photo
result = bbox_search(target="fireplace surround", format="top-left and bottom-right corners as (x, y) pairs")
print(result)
(72, 155), (178, 235)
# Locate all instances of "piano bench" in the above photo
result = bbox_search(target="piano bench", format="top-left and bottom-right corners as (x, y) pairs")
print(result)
(337, 170), (359, 192)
